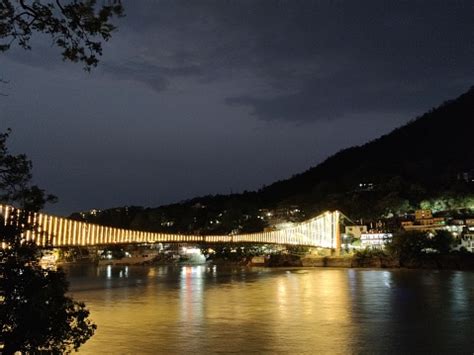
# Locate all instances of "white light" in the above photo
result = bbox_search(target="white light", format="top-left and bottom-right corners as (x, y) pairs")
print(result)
(184, 248), (201, 255)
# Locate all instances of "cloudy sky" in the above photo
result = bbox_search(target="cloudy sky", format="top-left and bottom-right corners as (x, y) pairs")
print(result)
(1, 0), (473, 215)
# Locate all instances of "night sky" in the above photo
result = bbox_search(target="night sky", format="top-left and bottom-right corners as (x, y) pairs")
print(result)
(1, 0), (473, 215)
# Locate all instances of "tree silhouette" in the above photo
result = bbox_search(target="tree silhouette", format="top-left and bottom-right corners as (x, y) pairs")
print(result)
(0, 3), (124, 349)
(1, 0), (123, 70)
(0, 130), (96, 353)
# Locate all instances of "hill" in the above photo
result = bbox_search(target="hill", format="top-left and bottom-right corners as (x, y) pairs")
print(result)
(74, 87), (474, 232)
(257, 86), (474, 216)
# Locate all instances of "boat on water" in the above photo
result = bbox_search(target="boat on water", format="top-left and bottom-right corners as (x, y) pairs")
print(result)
(178, 246), (207, 265)
(98, 250), (159, 266)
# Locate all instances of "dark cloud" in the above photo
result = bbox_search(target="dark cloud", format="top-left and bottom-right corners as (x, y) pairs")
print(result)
(102, 60), (203, 92)
(219, 1), (474, 121)
(11, 0), (472, 118)
(225, 70), (469, 122)
(106, 0), (474, 121)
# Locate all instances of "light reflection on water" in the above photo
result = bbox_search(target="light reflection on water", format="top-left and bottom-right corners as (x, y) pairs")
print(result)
(66, 265), (474, 354)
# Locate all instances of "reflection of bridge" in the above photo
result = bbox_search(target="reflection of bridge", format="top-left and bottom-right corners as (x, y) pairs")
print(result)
(0, 205), (341, 249)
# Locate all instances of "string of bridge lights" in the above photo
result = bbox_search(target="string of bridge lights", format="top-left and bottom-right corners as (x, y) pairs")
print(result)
(0, 205), (340, 249)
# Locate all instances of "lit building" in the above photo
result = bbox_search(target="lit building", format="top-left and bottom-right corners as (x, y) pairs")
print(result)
(360, 233), (393, 249)
(402, 209), (445, 232)
(415, 209), (433, 220)
(457, 232), (474, 252)
(357, 182), (375, 191)
(417, 217), (445, 226)
(402, 223), (446, 232)
(466, 219), (474, 226)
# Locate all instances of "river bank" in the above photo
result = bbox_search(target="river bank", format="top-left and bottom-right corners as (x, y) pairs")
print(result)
(56, 252), (474, 270)
(265, 253), (474, 270)
(155, 253), (474, 270)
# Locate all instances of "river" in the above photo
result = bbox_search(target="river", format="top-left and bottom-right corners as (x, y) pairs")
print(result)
(65, 265), (474, 354)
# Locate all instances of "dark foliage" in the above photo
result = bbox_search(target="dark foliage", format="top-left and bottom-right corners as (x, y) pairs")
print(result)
(0, 129), (56, 208)
(354, 248), (387, 259)
(0, 0), (123, 70)
(1, 3), (120, 350)
(385, 231), (430, 260)
(0, 130), (96, 353)
(430, 230), (456, 255)
(76, 194), (271, 236)
(200, 243), (263, 263)
(386, 230), (455, 263)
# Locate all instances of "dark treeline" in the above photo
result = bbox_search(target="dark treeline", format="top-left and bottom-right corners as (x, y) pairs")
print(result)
(71, 195), (270, 235)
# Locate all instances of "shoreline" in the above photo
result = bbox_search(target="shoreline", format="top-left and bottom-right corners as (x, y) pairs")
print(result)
(290, 254), (474, 270)
(57, 254), (474, 271)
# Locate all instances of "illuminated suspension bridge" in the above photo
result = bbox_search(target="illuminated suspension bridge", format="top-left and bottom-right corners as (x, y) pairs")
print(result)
(0, 205), (341, 249)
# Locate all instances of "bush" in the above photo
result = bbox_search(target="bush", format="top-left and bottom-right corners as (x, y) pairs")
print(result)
(354, 248), (387, 259)
(430, 230), (455, 254)
(386, 230), (456, 261)
(386, 231), (430, 260)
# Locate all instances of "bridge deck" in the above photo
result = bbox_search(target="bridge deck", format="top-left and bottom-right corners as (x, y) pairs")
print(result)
(0, 205), (340, 249)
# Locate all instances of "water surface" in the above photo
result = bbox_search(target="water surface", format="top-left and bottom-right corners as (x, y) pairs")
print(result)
(66, 265), (474, 354)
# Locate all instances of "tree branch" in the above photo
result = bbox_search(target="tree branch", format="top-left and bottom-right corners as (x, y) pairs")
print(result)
(1, 0), (124, 70)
